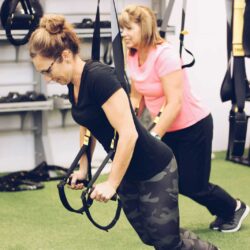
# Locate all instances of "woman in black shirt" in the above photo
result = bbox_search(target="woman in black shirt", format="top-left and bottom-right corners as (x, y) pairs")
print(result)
(28, 14), (218, 250)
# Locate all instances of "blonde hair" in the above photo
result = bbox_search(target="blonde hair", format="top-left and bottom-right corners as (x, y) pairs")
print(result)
(119, 5), (164, 55)
(29, 14), (80, 59)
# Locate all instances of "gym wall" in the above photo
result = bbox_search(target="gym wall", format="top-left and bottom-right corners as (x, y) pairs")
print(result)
(0, 0), (249, 172)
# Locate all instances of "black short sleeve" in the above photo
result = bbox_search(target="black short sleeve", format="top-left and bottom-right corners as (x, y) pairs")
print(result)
(68, 60), (173, 181)
(90, 66), (122, 106)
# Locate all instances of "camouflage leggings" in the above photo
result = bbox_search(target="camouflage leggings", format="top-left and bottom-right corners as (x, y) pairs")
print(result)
(118, 157), (218, 250)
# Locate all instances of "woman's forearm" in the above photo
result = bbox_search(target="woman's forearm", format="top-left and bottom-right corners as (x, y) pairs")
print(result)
(151, 69), (184, 137)
(79, 154), (88, 178)
(107, 131), (138, 190)
(151, 101), (182, 137)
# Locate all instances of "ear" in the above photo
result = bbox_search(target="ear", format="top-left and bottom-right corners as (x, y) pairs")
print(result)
(61, 49), (71, 61)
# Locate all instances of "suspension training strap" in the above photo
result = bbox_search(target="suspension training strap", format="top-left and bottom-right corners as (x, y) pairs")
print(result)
(58, 0), (124, 231)
(57, 130), (92, 214)
(92, 0), (101, 60)
(179, 0), (195, 68)
(220, 0), (234, 103)
(5, 0), (39, 46)
(221, 0), (234, 102)
(81, 131), (122, 231)
(159, 0), (195, 69)
(220, 0), (249, 159)
(57, 129), (121, 231)
(221, 0), (248, 110)
(110, 0), (130, 93)
(179, 0), (187, 57)
(233, 0), (245, 57)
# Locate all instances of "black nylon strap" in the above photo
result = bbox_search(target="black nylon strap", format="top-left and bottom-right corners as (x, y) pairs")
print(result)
(7, 0), (20, 15)
(221, 0), (249, 163)
(92, 0), (100, 60)
(103, 41), (113, 65)
(57, 144), (89, 213)
(63, 144), (89, 182)
(220, 0), (233, 103)
(57, 142), (118, 220)
(86, 136), (93, 181)
(20, 0), (32, 14)
(83, 150), (115, 190)
(83, 197), (122, 231)
(159, 0), (195, 69)
(57, 181), (86, 214)
(233, 57), (248, 112)
(80, 149), (122, 231)
(179, 0), (195, 69)
(179, 0), (187, 57)
(110, 0), (130, 93)
(220, 0), (249, 111)
(181, 47), (195, 69)
(220, 57), (234, 103)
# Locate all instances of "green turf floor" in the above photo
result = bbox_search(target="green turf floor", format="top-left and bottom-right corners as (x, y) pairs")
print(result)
(0, 151), (249, 250)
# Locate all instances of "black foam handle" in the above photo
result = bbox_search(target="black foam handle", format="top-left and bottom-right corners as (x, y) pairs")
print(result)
(67, 176), (89, 186)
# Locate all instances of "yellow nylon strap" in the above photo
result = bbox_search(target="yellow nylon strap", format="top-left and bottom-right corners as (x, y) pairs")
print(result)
(83, 129), (116, 149)
(83, 129), (91, 146)
(180, 30), (189, 36)
(233, 0), (246, 56)
(153, 105), (165, 124)
(110, 131), (117, 149)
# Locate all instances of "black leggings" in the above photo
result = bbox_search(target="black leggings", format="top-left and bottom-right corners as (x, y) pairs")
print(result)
(118, 157), (218, 250)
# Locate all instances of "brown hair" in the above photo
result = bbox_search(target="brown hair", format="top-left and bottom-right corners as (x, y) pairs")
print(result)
(119, 5), (164, 55)
(29, 14), (80, 59)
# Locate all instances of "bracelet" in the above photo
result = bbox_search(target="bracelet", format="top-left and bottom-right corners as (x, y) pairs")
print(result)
(150, 131), (161, 140)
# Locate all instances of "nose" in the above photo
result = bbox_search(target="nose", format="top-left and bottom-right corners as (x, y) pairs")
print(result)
(44, 75), (52, 83)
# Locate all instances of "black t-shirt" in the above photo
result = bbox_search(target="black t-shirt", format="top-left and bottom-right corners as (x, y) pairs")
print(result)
(67, 60), (173, 181)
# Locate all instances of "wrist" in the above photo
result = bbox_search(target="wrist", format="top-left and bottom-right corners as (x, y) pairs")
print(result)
(78, 168), (87, 179)
(107, 178), (119, 191)
(150, 131), (161, 140)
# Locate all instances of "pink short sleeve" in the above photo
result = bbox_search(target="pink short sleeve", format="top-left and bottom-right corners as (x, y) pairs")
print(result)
(155, 46), (182, 77)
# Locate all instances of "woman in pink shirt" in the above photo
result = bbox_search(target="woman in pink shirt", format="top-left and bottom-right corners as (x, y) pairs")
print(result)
(120, 4), (249, 233)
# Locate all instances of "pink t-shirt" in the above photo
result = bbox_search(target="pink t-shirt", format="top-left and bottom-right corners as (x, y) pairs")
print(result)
(127, 43), (210, 132)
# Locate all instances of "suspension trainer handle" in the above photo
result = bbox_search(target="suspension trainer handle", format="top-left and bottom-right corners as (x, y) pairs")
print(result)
(79, 148), (122, 231)
(66, 145), (89, 181)
(57, 143), (89, 214)
(83, 196), (122, 231)
(58, 144), (121, 230)
(4, 0), (39, 46)
(81, 149), (116, 202)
